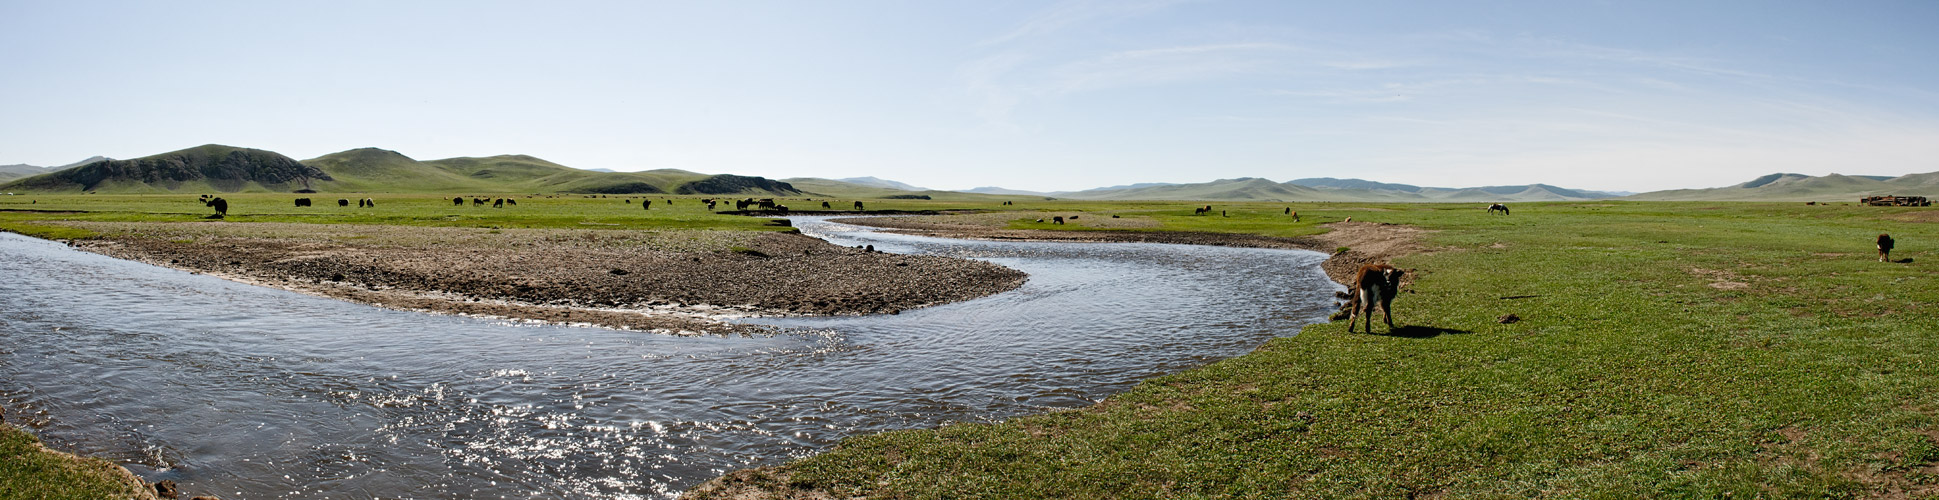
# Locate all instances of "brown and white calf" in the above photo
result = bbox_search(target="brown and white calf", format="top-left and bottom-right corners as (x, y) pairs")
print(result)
(1347, 263), (1405, 333)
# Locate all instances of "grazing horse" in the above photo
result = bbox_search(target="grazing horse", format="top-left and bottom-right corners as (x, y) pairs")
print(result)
(1879, 234), (1895, 262)
(1487, 203), (1510, 215)
(1346, 263), (1405, 333)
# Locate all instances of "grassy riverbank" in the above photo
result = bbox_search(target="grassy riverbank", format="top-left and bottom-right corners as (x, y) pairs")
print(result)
(692, 201), (1939, 499)
(0, 424), (156, 500)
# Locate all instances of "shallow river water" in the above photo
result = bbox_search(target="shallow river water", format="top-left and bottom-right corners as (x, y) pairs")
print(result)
(0, 217), (1338, 499)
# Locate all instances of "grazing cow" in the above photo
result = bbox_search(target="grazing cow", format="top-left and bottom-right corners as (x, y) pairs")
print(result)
(1879, 234), (1895, 262)
(1487, 203), (1510, 215)
(207, 197), (228, 216)
(706, 200), (717, 210)
(338, 199), (350, 207)
(493, 198), (504, 208)
(366, 198), (375, 208)
(295, 198), (312, 207)
(505, 199), (516, 206)
(1291, 210), (1300, 222)
(1036, 218), (1044, 223)
(1346, 263), (1405, 333)
(643, 199), (652, 210)
(454, 197), (465, 206)
(1053, 216), (1065, 225)
(1285, 207), (1290, 215)
(822, 201), (831, 209)
(473, 198), (486, 206)
(853, 201), (865, 211)
(1069, 215), (1079, 220)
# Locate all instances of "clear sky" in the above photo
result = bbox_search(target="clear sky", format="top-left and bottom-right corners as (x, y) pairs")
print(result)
(3, 0), (1935, 193)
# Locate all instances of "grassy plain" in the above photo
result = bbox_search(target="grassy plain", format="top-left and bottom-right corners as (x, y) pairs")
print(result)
(695, 201), (1939, 499)
(5, 195), (1938, 498)
(0, 425), (155, 500)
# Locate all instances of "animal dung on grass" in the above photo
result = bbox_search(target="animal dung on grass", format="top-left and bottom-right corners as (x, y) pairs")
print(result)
(1497, 314), (1520, 324)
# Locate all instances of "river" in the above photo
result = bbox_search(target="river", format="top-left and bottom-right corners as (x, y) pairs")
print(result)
(0, 217), (1338, 499)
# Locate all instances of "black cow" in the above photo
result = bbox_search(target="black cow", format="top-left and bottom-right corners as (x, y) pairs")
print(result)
(338, 199), (350, 207)
(643, 199), (652, 210)
(454, 197), (465, 206)
(295, 198), (312, 207)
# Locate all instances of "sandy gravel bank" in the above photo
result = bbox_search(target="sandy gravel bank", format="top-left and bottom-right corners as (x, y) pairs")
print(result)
(55, 222), (1027, 335)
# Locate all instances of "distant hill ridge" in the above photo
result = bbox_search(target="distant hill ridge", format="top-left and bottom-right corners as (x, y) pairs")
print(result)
(0, 145), (804, 196)
(1627, 171), (1939, 201)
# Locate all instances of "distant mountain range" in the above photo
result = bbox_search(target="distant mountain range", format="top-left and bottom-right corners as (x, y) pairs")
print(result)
(837, 176), (928, 191)
(6, 145), (1935, 202)
(0, 145), (803, 196)
(1624, 172), (1939, 201)
(0, 156), (111, 182)
(953, 177), (1630, 202)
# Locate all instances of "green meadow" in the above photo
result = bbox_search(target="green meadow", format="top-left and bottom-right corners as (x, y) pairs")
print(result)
(3, 195), (1937, 498)
(695, 201), (1939, 499)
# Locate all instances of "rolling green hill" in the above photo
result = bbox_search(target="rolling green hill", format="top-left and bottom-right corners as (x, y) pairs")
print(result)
(1, 145), (329, 193)
(1050, 177), (1622, 202)
(0, 145), (806, 196)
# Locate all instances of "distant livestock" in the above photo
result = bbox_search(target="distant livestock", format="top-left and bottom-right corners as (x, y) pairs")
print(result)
(643, 199), (652, 210)
(822, 201), (831, 209)
(295, 198), (312, 207)
(854, 201), (865, 211)
(1346, 263), (1405, 334)
(505, 199), (516, 206)
(493, 199), (505, 208)
(338, 199), (350, 207)
(1879, 234), (1896, 262)
(1053, 216), (1065, 225)
(206, 197), (228, 216)
(1488, 203), (1510, 215)
(1194, 205), (1213, 215)
(454, 197), (465, 206)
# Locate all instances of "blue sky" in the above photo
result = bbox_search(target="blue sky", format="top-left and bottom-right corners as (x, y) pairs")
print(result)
(3, 0), (1935, 193)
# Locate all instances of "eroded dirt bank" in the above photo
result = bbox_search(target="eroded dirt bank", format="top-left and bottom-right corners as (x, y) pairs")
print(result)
(53, 222), (1028, 335)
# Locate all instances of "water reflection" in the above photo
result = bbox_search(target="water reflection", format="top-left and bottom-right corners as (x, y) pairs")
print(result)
(0, 219), (1335, 499)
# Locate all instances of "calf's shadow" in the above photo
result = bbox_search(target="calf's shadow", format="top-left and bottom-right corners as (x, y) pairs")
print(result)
(1376, 325), (1472, 339)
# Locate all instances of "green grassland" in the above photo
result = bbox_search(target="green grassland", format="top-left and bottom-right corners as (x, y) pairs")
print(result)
(693, 201), (1939, 499)
(5, 195), (1938, 498)
(0, 425), (154, 500)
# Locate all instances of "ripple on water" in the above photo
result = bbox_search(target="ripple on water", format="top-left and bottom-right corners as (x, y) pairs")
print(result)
(0, 219), (1338, 499)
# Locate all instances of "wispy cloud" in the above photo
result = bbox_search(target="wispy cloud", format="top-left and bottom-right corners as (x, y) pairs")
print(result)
(977, 0), (1198, 47)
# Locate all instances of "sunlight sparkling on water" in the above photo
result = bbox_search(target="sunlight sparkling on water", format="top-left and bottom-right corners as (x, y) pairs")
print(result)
(0, 220), (1337, 498)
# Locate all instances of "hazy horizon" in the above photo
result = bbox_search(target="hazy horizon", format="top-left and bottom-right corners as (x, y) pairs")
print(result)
(4, 1), (1935, 193)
